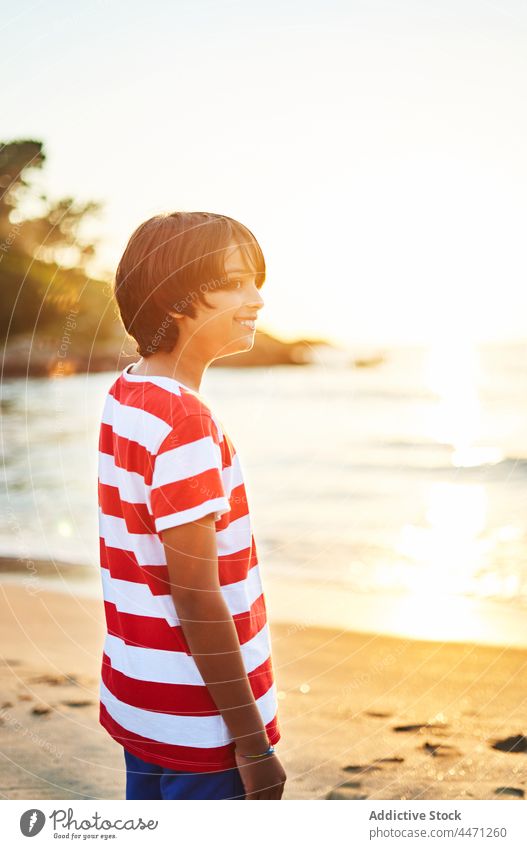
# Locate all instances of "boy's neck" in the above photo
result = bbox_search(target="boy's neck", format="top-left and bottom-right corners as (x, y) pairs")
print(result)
(129, 354), (206, 393)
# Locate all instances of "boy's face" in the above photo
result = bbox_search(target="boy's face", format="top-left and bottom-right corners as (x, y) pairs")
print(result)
(174, 243), (265, 360)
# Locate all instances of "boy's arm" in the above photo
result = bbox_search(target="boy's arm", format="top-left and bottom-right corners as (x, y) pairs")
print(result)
(160, 515), (270, 755)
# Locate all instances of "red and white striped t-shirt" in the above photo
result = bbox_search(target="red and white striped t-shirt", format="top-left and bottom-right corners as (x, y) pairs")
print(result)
(97, 363), (280, 771)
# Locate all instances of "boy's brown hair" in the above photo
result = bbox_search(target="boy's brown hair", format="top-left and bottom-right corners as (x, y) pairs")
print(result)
(114, 211), (266, 357)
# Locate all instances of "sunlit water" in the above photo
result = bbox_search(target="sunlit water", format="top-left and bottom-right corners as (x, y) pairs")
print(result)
(1, 342), (526, 647)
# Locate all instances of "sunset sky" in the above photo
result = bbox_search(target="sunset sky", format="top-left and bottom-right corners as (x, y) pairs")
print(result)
(3, 0), (527, 347)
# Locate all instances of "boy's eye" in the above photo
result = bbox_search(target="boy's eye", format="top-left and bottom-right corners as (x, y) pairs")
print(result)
(223, 277), (264, 290)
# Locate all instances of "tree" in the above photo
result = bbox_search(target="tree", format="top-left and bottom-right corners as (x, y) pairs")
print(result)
(0, 139), (119, 357)
(0, 139), (45, 235)
(0, 139), (100, 269)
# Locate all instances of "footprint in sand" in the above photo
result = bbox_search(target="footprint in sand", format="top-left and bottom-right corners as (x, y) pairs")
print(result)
(343, 764), (382, 774)
(326, 792), (369, 799)
(364, 710), (393, 718)
(29, 673), (79, 686)
(494, 786), (524, 798)
(393, 722), (449, 734)
(61, 700), (93, 708)
(342, 756), (404, 775)
(490, 734), (527, 754)
(326, 781), (369, 800)
(422, 741), (461, 758)
(31, 705), (51, 716)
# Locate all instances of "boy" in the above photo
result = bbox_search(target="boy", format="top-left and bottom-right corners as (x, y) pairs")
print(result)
(97, 212), (286, 800)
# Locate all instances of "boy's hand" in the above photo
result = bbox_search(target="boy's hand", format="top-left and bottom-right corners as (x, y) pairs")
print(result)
(234, 750), (287, 800)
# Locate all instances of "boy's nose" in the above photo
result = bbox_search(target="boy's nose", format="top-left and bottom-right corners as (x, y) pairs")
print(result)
(246, 286), (265, 310)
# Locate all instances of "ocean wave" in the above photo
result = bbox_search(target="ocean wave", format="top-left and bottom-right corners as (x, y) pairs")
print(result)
(492, 456), (527, 474)
(340, 456), (527, 477)
(383, 439), (453, 451)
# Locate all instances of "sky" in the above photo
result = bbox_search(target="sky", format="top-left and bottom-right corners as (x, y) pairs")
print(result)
(3, 0), (527, 348)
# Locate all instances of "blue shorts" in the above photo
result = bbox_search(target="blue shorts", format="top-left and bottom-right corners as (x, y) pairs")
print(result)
(123, 748), (246, 800)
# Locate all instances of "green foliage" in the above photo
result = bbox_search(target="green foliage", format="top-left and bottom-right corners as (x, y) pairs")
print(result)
(0, 249), (118, 345)
(0, 139), (119, 354)
(0, 140), (45, 226)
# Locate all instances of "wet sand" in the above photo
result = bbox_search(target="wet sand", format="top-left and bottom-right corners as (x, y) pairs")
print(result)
(0, 574), (526, 800)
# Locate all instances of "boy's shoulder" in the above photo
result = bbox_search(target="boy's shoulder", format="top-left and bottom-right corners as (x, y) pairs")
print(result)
(120, 373), (219, 429)
(163, 385), (213, 423)
(110, 369), (227, 454)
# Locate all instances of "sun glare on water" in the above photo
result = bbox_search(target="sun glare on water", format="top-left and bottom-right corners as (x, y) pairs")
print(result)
(388, 340), (514, 643)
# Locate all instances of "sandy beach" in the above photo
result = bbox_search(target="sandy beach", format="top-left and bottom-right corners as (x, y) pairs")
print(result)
(0, 562), (526, 801)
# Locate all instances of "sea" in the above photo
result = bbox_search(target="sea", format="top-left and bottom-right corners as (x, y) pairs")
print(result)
(1, 341), (526, 648)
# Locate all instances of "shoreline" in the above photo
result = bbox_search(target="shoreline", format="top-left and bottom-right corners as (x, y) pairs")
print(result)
(1, 555), (526, 651)
(0, 574), (526, 800)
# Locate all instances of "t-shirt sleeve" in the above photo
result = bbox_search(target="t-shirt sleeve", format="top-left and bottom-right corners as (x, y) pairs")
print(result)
(150, 413), (231, 533)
